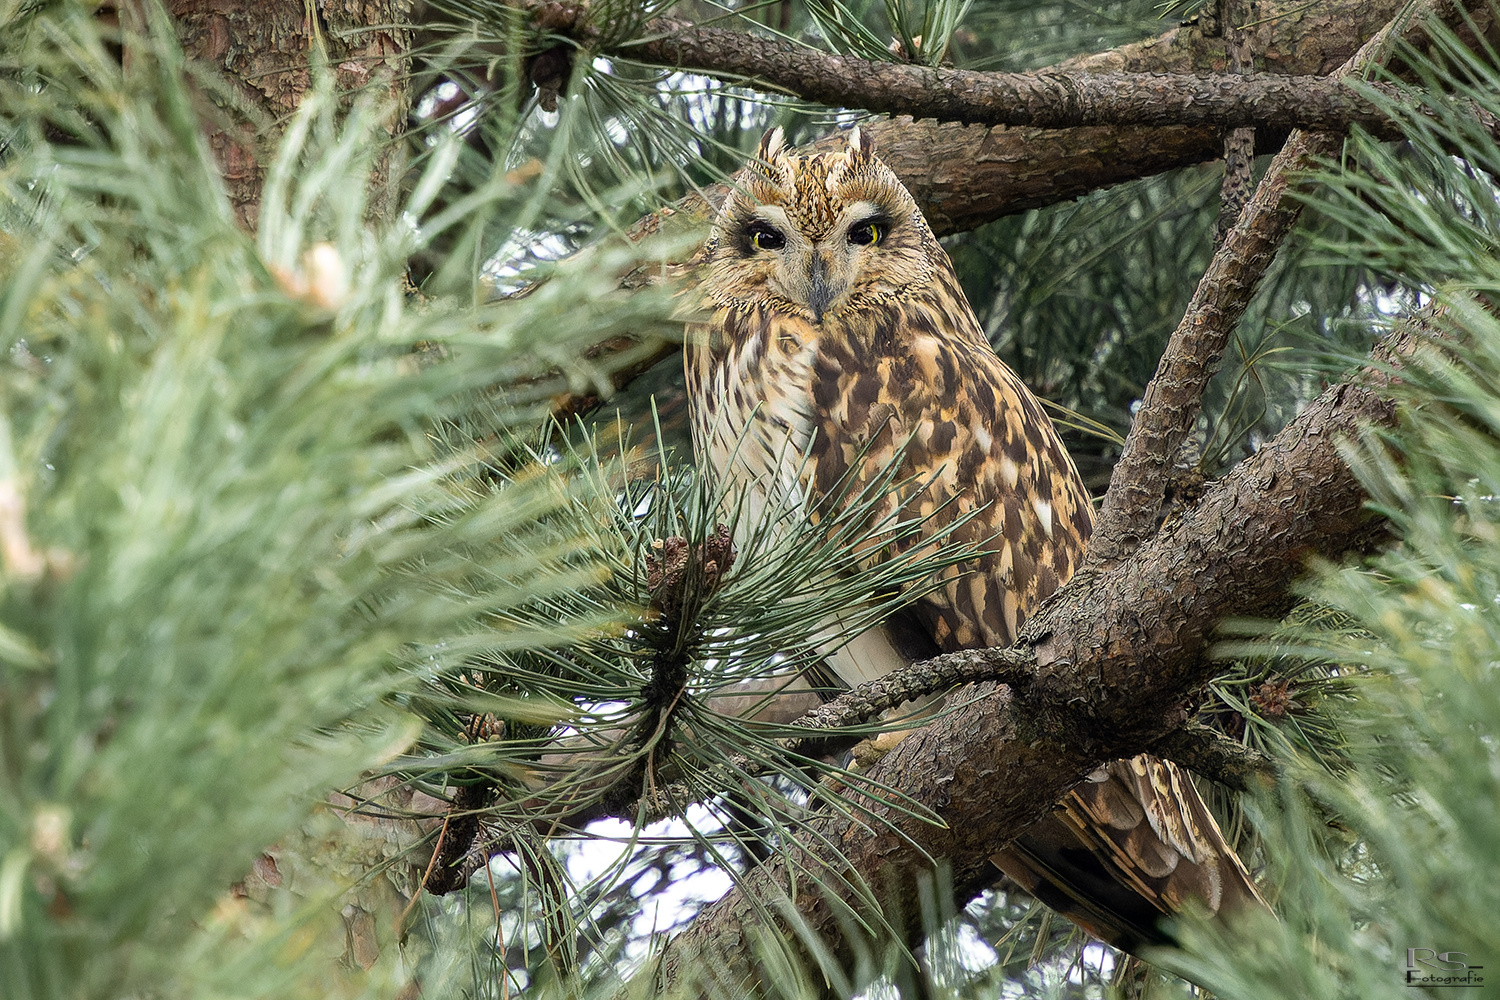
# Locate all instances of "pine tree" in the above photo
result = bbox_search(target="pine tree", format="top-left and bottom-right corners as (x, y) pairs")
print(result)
(4, 2), (1499, 999)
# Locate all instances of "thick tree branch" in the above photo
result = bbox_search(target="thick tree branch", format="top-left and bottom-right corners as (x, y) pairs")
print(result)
(903, 0), (1485, 231)
(1064, 0), (1392, 76)
(1082, 127), (1338, 568)
(860, 120), (1290, 238)
(168, 0), (410, 227)
(627, 21), (1401, 136)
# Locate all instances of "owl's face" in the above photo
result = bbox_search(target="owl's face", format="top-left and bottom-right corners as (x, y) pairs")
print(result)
(703, 127), (940, 323)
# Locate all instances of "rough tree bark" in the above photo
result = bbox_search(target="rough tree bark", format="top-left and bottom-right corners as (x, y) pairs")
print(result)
(632, 27), (1399, 133)
(1083, 122), (1342, 568)
(165, 0), (412, 227)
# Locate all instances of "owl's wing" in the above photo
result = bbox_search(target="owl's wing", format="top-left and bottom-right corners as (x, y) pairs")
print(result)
(805, 268), (1093, 653)
(804, 268), (1267, 947)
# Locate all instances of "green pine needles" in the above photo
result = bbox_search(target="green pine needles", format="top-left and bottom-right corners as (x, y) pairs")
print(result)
(0, 6), (677, 998)
(1161, 24), (1500, 1000)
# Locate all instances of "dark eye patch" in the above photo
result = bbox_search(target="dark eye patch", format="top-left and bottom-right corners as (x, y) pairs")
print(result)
(737, 220), (786, 255)
(848, 215), (892, 247)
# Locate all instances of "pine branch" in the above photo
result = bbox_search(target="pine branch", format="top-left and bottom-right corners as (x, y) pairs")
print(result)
(652, 646), (1039, 822)
(498, 0), (1486, 138)
(1083, 128), (1341, 567)
(427, 606), (1039, 888)
(628, 21), (1406, 135)
(782, 646), (1035, 746)
(642, 335), (1402, 998)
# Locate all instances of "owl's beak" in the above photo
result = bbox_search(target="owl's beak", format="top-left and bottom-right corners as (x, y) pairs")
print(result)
(807, 254), (837, 322)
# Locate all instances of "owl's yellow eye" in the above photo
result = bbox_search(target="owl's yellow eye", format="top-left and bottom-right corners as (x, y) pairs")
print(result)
(848, 218), (889, 247)
(745, 222), (785, 253)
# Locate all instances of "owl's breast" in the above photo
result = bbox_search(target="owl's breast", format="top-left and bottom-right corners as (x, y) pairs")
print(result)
(687, 305), (822, 509)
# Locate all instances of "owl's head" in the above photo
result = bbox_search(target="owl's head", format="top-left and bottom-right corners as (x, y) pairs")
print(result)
(703, 126), (940, 323)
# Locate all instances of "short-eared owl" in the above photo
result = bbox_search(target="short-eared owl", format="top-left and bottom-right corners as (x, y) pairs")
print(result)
(685, 125), (1267, 949)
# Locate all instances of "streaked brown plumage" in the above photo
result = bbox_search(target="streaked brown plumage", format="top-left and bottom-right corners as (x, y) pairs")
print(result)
(685, 125), (1268, 950)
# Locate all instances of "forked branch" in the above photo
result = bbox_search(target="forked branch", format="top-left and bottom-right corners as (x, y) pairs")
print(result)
(1082, 0), (1482, 569)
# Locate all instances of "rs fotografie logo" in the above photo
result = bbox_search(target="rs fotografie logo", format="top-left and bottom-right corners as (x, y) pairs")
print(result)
(1406, 949), (1486, 989)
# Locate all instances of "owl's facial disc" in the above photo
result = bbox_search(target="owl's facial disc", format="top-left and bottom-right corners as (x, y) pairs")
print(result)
(735, 200), (897, 323)
(706, 132), (936, 325)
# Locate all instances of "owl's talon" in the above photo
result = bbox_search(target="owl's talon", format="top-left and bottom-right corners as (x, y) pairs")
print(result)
(850, 729), (910, 770)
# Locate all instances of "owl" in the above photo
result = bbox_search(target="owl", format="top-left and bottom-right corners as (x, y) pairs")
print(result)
(684, 125), (1269, 951)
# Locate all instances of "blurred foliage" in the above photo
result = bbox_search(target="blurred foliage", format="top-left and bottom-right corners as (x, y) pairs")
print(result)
(1165, 302), (1500, 1000)
(0, 3), (679, 997)
(1157, 20), (1500, 1000)
(951, 0), (1166, 71)
(804, 0), (974, 65)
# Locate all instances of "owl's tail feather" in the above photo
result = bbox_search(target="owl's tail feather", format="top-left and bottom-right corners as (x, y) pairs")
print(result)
(991, 754), (1272, 953)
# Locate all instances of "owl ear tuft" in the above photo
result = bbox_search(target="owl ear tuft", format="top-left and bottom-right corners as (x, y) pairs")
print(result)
(848, 125), (875, 162)
(757, 126), (787, 163)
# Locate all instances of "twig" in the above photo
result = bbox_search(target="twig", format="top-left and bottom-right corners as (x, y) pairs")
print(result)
(1213, 0), (1259, 246)
(483, 863), (512, 1000)
(398, 813), (451, 942)
(629, 646), (1035, 825)
(781, 645), (1035, 747)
